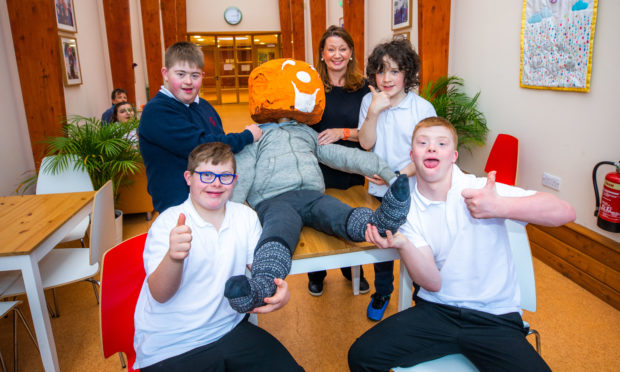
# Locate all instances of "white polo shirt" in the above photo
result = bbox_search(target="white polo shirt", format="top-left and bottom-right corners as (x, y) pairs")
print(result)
(401, 166), (536, 315)
(133, 197), (261, 369)
(358, 91), (436, 197)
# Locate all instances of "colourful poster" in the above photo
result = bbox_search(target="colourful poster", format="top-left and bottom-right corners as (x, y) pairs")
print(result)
(520, 0), (598, 92)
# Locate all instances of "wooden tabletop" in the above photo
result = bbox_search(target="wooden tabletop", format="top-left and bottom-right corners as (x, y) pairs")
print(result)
(0, 191), (95, 256)
(293, 185), (381, 260)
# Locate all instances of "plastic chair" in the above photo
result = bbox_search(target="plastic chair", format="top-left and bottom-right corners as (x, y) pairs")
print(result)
(393, 220), (539, 371)
(0, 300), (38, 372)
(484, 134), (519, 186)
(0, 181), (116, 317)
(100, 233), (147, 372)
(36, 155), (94, 247)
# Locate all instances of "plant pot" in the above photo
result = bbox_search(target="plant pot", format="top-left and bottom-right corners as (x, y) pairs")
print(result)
(115, 209), (123, 245)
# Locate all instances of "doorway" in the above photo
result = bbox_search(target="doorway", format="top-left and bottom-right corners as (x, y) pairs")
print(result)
(189, 33), (282, 105)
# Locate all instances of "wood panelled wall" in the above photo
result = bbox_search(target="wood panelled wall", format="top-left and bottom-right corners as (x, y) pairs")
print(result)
(309, 0), (326, 66)
(160, 0), (187, 50)
(141, 0), (164, 100)
(103, 0), (136, 104)
(527, 222), (620, 310)
(278, 0), (305, 60)
(418, 0), (451, 90)
(342, 0), (365, 72)
(6, 0), (66, 167)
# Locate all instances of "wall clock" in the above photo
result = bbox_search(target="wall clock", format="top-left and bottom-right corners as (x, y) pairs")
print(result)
(224, 6), (242, 25)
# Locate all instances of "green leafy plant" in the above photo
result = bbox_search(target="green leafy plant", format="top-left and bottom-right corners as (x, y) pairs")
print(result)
(420, 75), (489, 152)
(41, 116), (142, 203)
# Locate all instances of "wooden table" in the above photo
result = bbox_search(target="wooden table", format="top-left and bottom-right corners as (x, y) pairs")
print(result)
(290, 186), (413, 311)
(0, 191), (95, 372)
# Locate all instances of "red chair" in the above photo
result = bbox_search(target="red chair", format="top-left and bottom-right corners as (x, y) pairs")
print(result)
(100, 233), (147, 372)
(485, 134), (519, 186)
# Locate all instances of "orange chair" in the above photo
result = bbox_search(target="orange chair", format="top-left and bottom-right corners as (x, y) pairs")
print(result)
(100, 233), (147, 372)
(484, 134), (519, 186)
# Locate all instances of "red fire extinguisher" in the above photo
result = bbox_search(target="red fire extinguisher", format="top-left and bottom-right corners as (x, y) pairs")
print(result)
(593, 161), (620, 233)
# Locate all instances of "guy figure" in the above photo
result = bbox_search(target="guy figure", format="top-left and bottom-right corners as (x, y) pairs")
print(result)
(348, 117), (575, 371)
(139, 42), (262, 213)
(101, 88), (128, 123)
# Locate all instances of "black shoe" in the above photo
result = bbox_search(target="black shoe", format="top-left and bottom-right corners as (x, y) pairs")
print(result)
(359, 277), (370, 294)
(308, 279), (324, 296)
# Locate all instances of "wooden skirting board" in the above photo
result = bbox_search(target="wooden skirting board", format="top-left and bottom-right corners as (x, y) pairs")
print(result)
(526, 222), (620, 310)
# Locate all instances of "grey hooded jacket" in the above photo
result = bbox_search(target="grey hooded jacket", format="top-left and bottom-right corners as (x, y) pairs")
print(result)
(231, 121), (396, 208)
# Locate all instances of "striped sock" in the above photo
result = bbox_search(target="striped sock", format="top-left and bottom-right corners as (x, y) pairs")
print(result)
(224, 240), (292, 313)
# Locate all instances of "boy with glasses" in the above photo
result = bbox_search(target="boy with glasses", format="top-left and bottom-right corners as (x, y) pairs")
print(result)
(133, 142), (302, 371)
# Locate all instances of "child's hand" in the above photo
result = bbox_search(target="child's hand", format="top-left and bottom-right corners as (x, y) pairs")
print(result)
(317, 128), (343, 145)
(368, 85), (391, 115)
(365, 224), (408, 249)
(169, 213), (192, 261)
(245, 124), (263, 142)
(250, 278), (290, 314)
(461, 171), (503, 219)
(365, 174), (387, 185)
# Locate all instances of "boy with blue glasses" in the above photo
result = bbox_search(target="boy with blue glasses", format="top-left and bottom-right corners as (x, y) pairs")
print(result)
(133, 142), (302, 371)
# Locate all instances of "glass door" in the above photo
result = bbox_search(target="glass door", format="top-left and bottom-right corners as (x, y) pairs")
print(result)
(189, 33), (282, 105)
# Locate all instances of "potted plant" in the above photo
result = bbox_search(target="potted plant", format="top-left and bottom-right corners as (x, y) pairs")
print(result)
(420, 75), (489, 152)
(41, 115), (142, 243)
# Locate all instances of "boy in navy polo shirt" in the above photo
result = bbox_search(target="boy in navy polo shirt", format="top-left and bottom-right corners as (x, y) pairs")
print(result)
(139, 41), (262, 213)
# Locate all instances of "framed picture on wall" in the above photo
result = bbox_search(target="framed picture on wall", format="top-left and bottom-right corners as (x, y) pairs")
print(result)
(55, 0), (77, 33)
(392, 0), (412, 30)
(393, 32), (410, 41)
(59, 36), (82, 86)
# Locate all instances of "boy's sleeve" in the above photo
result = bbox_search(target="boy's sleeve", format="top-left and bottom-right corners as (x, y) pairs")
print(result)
(357, 93), (372, 130)
(231, 143), (258, 203)
(399, 213), (429, 252)
(317, 143), (396, 183)
(140, 101), (253, 158)
(143, 212), (175, 276)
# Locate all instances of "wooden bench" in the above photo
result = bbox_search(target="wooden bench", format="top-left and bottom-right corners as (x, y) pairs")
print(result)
(290, 185), (413, 311)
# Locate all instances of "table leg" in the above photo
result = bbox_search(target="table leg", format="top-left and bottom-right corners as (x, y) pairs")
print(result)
(20, 256), (59, 371)
(398, 260), (413, 312)
(351, 265), (361, 295)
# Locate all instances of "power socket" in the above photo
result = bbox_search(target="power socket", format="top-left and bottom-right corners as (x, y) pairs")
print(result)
(542, 172), (561, 191)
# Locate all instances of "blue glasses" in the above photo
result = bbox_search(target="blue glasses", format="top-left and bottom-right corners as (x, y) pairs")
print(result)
(194, 171), (236, 185)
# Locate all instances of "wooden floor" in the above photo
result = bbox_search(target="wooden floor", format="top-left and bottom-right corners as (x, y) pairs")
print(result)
(1, 103), (619, 371)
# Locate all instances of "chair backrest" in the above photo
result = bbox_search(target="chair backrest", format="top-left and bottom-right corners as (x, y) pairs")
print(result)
(505, 220), (536, 312)
(484, 134), (519, 186)
(100, 233), (147, 372)
(36, 155), (94, 194)
(89, 181), (117, 266)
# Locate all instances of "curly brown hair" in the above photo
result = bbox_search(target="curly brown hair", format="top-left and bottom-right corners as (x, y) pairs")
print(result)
(315, 26), (365, 93)
(366, 39), (420, 93)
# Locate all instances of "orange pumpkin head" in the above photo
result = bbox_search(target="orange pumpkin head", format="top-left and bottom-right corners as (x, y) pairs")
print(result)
(248, 58), (325, 125)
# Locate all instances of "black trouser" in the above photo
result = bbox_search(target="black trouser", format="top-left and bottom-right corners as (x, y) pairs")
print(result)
(348, 299), (550, 372)
(142, 316), (303, 372)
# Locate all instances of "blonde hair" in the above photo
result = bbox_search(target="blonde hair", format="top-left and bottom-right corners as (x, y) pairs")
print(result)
(412, 117), (458, 147)
(187, 142), (235, 173)
(165, 41), (204, 70)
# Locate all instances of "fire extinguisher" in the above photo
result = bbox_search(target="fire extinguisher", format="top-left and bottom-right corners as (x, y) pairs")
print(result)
(593, 161), (620, 233)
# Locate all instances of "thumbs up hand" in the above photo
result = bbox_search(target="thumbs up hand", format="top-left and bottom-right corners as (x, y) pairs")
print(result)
(368, 85), (391, 115)
(461, 171), (502, 219)
(169, 213), (192, 261)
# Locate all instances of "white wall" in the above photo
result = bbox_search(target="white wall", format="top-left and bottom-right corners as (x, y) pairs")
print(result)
(0, 0), (34, 196)
(449, 0), (619, 241)
(186, 0), (281, 32)
(63, 0), (113, 118)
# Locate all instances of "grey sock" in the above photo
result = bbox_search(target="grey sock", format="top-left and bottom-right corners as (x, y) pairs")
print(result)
(369, 174), (410, 236)
(346, 174), (410, 241)
(225, 240), (292, 313)
(346, 207), (373, 241)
